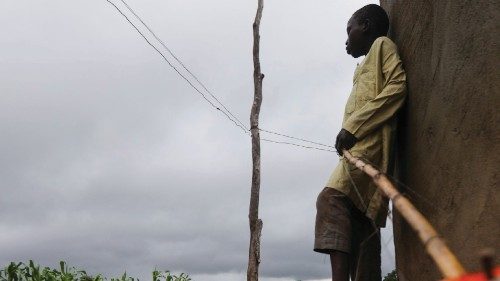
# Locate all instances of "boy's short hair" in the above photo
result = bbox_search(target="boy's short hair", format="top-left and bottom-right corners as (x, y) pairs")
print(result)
(352, 4), (389, 38)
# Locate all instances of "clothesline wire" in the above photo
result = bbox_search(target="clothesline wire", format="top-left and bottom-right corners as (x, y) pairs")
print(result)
(258, 128), (336, 148)
(118, 0), (249, 132)
(105, 0), (249, 134)
(106, 0), (337, 152)
(260, 138), (336, 152)
(118, 0), (339, 150)
(120, 0), (337, 149)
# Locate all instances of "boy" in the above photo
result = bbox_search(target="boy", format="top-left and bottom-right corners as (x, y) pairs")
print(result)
(314, 4), (406, 281)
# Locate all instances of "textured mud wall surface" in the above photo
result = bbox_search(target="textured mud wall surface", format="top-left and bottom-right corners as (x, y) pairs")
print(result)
(380, 1), (499, 280)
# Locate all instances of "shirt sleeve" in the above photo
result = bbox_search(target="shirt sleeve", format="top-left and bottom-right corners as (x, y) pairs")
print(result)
(343, 39), (407, 140)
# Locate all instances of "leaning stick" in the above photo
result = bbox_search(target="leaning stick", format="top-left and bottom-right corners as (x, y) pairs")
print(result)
(342, 150), (466, 279)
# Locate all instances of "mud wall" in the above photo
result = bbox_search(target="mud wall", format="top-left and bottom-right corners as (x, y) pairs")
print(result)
(379, 1), (499, 280)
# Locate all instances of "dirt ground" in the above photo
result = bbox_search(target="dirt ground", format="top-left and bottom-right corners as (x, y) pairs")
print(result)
(380, 1), (500, 280)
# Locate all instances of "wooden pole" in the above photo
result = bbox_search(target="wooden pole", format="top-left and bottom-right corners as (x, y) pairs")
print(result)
(342, 150), (466, 279)
(247, 1), (264, 281)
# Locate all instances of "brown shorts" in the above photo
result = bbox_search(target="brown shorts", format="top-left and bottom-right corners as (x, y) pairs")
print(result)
(314, 187), (381, 280)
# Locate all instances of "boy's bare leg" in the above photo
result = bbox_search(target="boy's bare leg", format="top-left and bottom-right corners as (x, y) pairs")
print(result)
(330, 250), (349, 281)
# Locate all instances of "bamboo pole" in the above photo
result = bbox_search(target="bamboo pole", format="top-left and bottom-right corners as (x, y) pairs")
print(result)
(247, 1), (264, 281)
(342, 150), (466, 279)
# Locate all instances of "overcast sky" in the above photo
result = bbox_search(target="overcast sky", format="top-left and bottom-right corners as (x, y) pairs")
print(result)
(0, 1), (395, 280)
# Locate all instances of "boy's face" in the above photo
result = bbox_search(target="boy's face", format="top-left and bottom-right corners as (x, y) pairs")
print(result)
(345, 16), (367, 58)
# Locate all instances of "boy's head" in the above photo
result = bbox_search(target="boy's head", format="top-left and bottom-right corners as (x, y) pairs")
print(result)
(345, 4), (389, 58)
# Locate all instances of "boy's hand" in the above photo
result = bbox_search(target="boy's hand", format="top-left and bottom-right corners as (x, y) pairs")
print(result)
(335, 129), (358, 155)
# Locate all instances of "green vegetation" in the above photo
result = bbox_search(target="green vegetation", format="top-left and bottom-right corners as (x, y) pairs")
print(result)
(0, 261), (190, 281)
(1, 260), (396, 281)
(383, 269), (398, 281)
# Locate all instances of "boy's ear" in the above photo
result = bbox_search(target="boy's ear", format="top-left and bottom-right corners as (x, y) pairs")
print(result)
(361, 19), (371, 34)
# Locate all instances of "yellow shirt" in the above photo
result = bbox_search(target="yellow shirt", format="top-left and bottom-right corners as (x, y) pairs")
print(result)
(326, 36), (406, 227)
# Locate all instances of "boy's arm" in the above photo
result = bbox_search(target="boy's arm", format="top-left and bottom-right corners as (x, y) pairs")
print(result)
(343, 41), (406, 140)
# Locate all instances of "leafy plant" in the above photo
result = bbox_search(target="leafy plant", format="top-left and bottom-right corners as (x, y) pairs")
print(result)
(383, 269), (398, 281)
(152, 270), (190, 281)
(0, 261), (190, 281)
